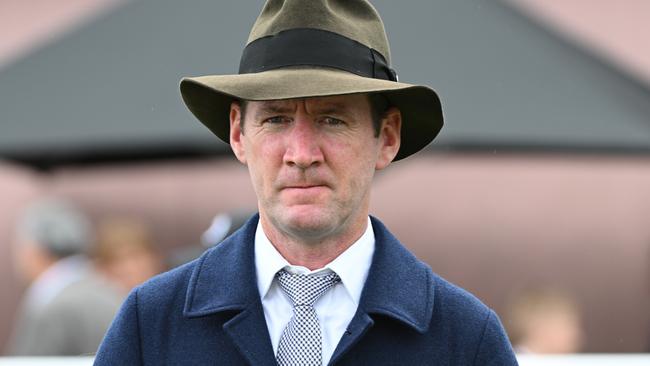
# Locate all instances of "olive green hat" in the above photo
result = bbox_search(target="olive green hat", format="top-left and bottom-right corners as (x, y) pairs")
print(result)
(180, 0), (443, 161)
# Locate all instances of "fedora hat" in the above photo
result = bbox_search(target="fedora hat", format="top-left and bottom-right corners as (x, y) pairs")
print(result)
(180, 0), (443, 161)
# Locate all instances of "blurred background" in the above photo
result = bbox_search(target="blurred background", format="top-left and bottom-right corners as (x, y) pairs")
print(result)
(0, 0), (649, 356)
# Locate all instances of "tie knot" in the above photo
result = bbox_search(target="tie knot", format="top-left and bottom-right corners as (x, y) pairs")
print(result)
(276, 270), (340, 307)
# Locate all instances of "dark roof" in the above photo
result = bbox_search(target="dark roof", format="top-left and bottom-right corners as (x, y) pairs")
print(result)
(1, 0), (649, 168)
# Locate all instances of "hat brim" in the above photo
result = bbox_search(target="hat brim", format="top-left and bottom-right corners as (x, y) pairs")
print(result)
(180, 68), (443, 161)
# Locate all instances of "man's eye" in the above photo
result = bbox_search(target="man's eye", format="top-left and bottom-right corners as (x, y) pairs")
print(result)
(264, 116), (289, 124)
(322, 117), (344, 126)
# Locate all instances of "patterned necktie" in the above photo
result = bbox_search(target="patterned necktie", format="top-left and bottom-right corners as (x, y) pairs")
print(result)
(275, 270), (341, 366)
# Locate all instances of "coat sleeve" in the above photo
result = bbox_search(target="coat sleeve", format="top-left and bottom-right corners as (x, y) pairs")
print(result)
(94, 289), (143, 366)
(473, 310), (519, 366)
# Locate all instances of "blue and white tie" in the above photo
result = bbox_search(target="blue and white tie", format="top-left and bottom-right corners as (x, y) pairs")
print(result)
(275, 270), (341, 366)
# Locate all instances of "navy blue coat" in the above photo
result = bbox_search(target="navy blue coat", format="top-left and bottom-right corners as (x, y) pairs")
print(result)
(95, 215), (518, 365)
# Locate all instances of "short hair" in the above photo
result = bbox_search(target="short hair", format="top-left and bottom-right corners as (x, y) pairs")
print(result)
(505, 288), (581, 345)
(238, 93), (390, 137)
(16, 198), (92, 258)
(94, 217), (156, 266)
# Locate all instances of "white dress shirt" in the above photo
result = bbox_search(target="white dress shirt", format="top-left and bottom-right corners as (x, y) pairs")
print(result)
(255, 217), (375, 366)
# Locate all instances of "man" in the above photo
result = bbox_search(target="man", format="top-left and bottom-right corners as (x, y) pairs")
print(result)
(95, 0), (518, 364)
(9, 198), (122, 356)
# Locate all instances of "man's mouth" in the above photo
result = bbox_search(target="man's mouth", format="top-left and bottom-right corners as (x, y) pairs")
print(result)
(285, 184), (326, 189)
(281, 184), (330, 195)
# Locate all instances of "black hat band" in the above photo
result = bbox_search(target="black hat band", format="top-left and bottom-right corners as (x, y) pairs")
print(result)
(239, 28), (398, 82)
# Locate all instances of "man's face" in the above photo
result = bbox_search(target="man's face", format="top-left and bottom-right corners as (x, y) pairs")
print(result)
(229, 94), (401, 244)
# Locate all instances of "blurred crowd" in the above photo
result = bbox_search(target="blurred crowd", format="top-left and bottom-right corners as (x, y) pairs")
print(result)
(6, 198), (159, 355)
(4, 197), (250, 356)
(2, 197), (589, 357)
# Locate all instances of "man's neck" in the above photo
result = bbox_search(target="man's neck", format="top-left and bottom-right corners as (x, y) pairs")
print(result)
(259, 215), (368, 271)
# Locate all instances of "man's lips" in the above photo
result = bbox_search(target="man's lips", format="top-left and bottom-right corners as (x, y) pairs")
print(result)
(280, 184), (330, 195)
(283, 184), (327, 189)
(279, 184), (330, 203)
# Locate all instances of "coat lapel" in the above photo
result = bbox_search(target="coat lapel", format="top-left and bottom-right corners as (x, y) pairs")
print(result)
(222, 302), (277, 366)
(182, 214), (435, 365)
(329, 216), (436, 365)
(183, 214), (276, 366)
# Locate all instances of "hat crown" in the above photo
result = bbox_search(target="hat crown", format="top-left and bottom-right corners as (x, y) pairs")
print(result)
(248, 0), (391, 64)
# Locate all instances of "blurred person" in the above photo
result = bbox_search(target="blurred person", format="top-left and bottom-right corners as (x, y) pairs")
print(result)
(169, 210), (253, 267)
(7, 198), (122, 356)
(200, 211), (253, 248)
(94, 217), (165, 294)
(506, 288), (585, 354)
(95, 0), (517, 365)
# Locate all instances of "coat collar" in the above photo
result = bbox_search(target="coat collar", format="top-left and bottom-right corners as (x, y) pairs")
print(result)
(184, 214), (277, 366)
(184, 214), (261, 317)
(360, 216), (435, 333)
(183, 214), (435, 362)
(328, 217), (435, 365)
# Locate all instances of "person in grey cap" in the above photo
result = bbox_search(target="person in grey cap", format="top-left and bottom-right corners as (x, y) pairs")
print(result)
(8, 198), (122, 356)
(96, 0), (517, 364)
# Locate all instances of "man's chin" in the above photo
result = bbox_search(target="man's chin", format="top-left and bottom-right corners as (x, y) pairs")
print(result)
(278, 209), (337, 240)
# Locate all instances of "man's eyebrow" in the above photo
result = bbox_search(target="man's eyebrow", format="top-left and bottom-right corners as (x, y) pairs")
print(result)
(255, 103), (294, 115)
(253, 101), (354, 117)
(311, 103), (351, 115)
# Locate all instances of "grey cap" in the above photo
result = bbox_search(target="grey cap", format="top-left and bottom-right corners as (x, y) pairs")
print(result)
(17, 198), (93, 258)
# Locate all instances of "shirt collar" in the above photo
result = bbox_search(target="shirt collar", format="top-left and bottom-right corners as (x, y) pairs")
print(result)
(254, 217), (375, 305)
(254, 222), (290, 299)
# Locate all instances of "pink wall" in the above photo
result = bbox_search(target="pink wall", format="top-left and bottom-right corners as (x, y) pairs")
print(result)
(372, 153), (650, 352)
(1, 153), (649, 352)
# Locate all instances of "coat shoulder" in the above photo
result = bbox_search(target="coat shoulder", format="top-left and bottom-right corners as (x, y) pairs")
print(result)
(430, 271), (492, 323)
(428, 271), (518, 365)
(135, 255), (199, 305)
(134, 240), (232, 309)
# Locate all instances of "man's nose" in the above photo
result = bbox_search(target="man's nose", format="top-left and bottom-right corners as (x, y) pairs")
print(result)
(283, 118), (324, 169)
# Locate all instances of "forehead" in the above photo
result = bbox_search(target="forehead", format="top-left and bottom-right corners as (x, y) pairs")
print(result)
(246, 94), (371, 113)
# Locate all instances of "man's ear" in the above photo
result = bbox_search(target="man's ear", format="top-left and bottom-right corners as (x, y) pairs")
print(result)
(229, 101), (247, 164)
(375, 107), (401, 170)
